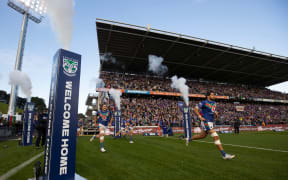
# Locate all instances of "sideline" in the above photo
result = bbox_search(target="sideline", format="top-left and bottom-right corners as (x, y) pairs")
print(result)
(0, 151), (44, 180)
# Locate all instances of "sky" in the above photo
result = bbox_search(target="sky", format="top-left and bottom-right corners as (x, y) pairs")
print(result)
(0, 0), (287, 114)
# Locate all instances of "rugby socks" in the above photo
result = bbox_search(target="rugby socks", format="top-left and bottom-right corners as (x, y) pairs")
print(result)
(130, 136), (133, 141)
(220, 150), (226, 157)
(100, 142), (104, 148)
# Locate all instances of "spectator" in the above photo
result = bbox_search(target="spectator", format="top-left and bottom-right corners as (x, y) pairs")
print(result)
(35, 109), (48, 148)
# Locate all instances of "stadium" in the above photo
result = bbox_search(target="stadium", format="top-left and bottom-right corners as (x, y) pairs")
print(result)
(1, 5), (288, 180)
(74, 19), (288, 179)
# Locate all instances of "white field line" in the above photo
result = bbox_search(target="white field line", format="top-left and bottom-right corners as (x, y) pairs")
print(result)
(167, 137), (288, 153)
(194, 140), (288, 153)
(0, 151), (44, 180)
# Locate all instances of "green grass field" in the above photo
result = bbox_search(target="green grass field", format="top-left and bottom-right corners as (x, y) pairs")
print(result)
(4, 131), (288, 180)
(0, 139), (43, 176)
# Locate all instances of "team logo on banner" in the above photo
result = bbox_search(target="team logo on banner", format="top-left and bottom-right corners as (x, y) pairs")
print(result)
(28, 104), (34, 111)
(184, 107), (188, 113)
(63, 57), (78, 76)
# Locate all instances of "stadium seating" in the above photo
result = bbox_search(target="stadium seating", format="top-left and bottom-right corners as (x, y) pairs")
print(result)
(101, 71), (288, 100)
(100, 72), (288, 126)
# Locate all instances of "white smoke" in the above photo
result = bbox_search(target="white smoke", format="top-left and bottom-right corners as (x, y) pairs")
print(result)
(9, 71), (32, 99)
(91, 77), (109, 102)
(92, 78), (105, 89)
(171, 75), (189, 106)
(46, 0), (75, 50)
(148, 55), (168, 75)
(109, 88), (122, 110)
(100, 52), (116, 64)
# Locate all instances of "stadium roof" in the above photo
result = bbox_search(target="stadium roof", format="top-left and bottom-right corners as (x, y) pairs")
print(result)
(96, 18), (288, 87)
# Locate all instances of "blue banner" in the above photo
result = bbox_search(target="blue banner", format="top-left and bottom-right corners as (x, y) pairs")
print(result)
(126, 90), (150, 94)
(183, 106), (192, 140)
(22, 102), (35, 146)
(114, 110), (121, 137)
(43, 49), (81, 180)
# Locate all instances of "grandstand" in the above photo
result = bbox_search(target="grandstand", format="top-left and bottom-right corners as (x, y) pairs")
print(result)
(87, 18), (288, 130)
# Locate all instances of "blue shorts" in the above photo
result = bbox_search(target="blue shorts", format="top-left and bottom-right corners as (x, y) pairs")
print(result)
(163, 127), (168, 134)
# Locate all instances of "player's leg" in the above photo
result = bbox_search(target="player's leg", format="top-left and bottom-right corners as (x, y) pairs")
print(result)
(35, 128), (41, 148)
(90, 127), (100, 142)
(122, 128), (128, 137)
(99, 125), (106, 152)
(186, 128), (207, 146)
(115, 128), (123, 137)
(41, 127), (46, 147)
(186, 121), (208, 146)
(90, 134), (100, 142)
(190, 130), (207, 140)
(129, 128), (134, 143)
(191, 121), (209, 140)
(165, 132), (168, 138)
(209, 129), (235, 159)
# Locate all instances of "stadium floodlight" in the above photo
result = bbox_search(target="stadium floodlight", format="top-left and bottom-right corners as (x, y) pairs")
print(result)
(7, 0), (47, 115)
(8, 0), (47, 23)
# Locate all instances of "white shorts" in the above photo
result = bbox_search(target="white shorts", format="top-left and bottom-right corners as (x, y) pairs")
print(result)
(201, 121), (214, 132)
(99, 124), (110, 135)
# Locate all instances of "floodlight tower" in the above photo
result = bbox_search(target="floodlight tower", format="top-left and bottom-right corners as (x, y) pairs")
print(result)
(7, 0), (47, 115)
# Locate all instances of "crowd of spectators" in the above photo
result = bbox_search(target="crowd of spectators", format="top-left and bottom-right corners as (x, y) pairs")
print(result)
(105, 96), (288, 127)
(101, 71), (288, 100)
(99, 71), (288, 126)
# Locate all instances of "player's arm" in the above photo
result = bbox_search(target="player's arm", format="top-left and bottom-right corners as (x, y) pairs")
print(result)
(95, 112), (99, 123)
(109, 112), (113, 126)
(194, 106), (205, 121)
(214, 111), (219, 119)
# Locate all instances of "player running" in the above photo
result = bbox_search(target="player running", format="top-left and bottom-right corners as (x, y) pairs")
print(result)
(127, 114), (137, 143)
(115, 118), (129, 137)
(188, 91), (235, 160)
(90, 104), (113, 152)
(162, 120), (169, 138)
